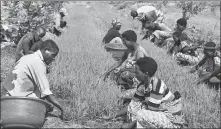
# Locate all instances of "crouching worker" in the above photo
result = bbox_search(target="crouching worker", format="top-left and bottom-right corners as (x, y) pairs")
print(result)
(162, 18), (187, 50)
(53, 8), (68, 37)
(1, 40), (69, 121)
(15, 27), (46, 62)
(130, 5), (164, 31)
(190, 42), (220, 85)
(168, 32), (201, 66)
(102, 57), (187, 128)
(103, 30), (148, 90)
(142, 22), (172, 46)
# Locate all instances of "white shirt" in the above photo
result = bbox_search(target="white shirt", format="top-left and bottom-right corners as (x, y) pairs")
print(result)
(137, 6), (164, 23)
(2, 50), (53, 98)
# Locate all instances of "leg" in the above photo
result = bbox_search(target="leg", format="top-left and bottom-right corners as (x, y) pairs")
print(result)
(53, 27), (61, 37)
(152, 30), (172, 47)
(60, 21), (67, 28)
(119, 88), (137, 99)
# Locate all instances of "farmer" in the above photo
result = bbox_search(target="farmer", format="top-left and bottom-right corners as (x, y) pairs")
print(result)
(190, 42), (220, 84)
(53, 8), (68, 37)
(103, 30), (148, 90)
(130, 5), (164, 30)
(29, 39), (44, 52)
(15, 27), (46, 62)
(102, 18), (122, 45)
(167, 32), (201, 66)
(1, 40), (68, 121)
(142, 22), (172, 46)
(161, 18), (188, 49)
(197, 67), (220, 84)
(102, 57), (186, 128)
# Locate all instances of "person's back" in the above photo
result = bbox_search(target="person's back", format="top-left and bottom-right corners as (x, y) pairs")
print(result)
(2, 50), (49, 98)
(15, 32), (34, 61)
(157, 23), (172, 32)
(137, 5), (156, 14)
(135, 45), (148, 59)
(30, 39), (43, 52)
(15, 27), (46, 62)
(102, 28), (121, 44)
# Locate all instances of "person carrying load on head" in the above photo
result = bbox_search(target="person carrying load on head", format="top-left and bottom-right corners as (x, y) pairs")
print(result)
(53, 8), (68, 37)
(102, 57), (187, 128)
(103, 30), (148, 90)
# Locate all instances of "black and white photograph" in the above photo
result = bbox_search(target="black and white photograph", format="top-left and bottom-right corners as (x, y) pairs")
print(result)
(1, 0), (220, 128)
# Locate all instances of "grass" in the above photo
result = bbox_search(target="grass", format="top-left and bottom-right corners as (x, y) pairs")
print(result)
(1, 1), (220, 128)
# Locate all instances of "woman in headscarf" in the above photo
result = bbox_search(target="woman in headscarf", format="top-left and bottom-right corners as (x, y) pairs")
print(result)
(102, 18), (122, 45)
(103, 30), (148, 90)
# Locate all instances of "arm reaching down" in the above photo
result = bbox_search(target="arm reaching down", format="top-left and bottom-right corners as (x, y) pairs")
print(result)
(103, 50), (129, 81)
(103, 61), (123, 81)
(190, 56), (207, 73)
(44, 94), (64, 119)
(197, 67), (221, 84)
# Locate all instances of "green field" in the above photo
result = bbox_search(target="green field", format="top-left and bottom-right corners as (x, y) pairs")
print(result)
(1, 1), (220, 128)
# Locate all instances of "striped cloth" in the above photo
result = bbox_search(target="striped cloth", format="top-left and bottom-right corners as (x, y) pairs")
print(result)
(134, 77), (175, 109)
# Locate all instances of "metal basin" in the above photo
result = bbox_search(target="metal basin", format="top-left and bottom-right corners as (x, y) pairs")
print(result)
(1, 96), (52, 128)
(110, 49), (126, 62)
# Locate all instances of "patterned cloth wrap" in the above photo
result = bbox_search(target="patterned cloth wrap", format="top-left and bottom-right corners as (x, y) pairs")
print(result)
(161, 37), (174, 50)
(127, 99), (186, 128)
(174, 41), (200, 65)
(115, 58), (137, 87)
(119, 78), (140, 99)
(197, 55), (220, 83)
(159, 24), (190, 50)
